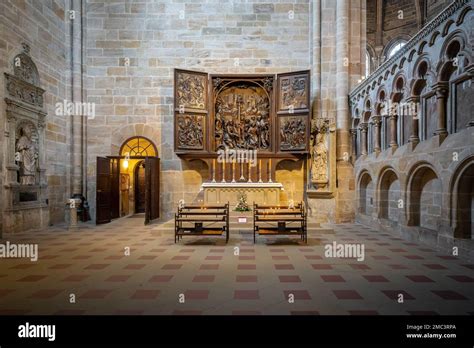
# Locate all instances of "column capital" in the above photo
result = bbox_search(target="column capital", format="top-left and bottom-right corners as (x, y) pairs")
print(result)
(432, 82), (449, 97)
(350, 128), (358, 135)
(405, 95), (420, 103)
(371, 115), (382, 125)
(359, 122), (369, 131)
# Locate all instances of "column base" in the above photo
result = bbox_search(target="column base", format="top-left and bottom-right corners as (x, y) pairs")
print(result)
(433, 131), (448, 146)
(408, 138), (419, 151)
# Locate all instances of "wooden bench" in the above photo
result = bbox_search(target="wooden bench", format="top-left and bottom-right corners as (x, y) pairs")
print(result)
(253, 202), (307, 243)
(175, 203), (229, 243)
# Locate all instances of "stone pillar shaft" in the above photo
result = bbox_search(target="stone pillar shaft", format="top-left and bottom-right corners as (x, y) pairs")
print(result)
(407, 96), (420, 144)
(372, 116), (382, 153)
(360, 123), (368, 155)
(389, 114), (398, 149)
(434, 82), (449, 136)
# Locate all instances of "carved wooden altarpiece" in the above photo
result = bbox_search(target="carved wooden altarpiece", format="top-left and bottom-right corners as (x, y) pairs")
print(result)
(174, 69), (310, 190)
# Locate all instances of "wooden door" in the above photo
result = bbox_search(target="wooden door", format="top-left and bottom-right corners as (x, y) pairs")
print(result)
(145, 157), (160, 224)
(110, 158), (120, 219)
(96, 157), (111, 224)
(135, 161), (146, 213)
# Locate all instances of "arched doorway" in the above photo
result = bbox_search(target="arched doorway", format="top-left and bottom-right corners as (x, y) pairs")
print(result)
(453, 161), (474, 239)
(96, 136), (160, 225)
(134, 161), (146, 214)
(379, 168), (400, 222)
(359, 172), (373, 215)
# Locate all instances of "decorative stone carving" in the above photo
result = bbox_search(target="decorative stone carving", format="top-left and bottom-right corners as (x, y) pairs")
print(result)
(280, 116), (307, 151)
(176, 114), (204, 150)
(214, 83), (270, 150)
(310, 119), (330, 188)
(5, 73), (44, 107)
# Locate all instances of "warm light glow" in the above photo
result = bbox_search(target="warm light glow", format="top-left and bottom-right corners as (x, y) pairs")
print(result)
(122, 160), (129, 169)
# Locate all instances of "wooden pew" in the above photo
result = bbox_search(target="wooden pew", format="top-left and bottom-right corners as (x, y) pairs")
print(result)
(253, 202), (307, 243)
(175, 203), (229, 243)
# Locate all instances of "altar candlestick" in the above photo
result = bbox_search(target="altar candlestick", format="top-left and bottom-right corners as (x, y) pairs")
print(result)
(211, 159), (216, 183)
(268, 159), (273, 183)
(232, 160), (236, 183)
(258, 159), (263, 183)
(221, 159), (226, 183)
(247, 161), (252, 183)
(239, 161), (245, 181)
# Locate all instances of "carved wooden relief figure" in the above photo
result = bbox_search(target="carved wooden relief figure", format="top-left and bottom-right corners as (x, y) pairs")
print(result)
(177, 114), (204, 149)
(214, 83), (270, 150)
(280, 116), (307, 151)
(176, 72), (206, 110)
(278, 74), (308, 111)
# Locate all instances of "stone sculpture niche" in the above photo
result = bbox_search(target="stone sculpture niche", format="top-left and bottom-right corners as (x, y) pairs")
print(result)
(3, 43), (48, 233)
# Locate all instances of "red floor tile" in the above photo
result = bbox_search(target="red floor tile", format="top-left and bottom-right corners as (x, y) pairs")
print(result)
(29, 289), (64, 299)
(406, 275), (434, 283)
(333, 290), (363, 300)
(236, 275), (258, 282)
(205, 256), (222, 260)
(192, 275), (215, 282)
(279, 275), (301, 283)
(234, 290), (259, 300)
(105, 275), (131, 282)
(432, 290), (467, 300)
(172, 256), (190, 261)
(162, 264), (183, 270)
(200, 264), (219, 270)
(274, 264), (294, 270)
(321, 275), (345, 282)
(131, 290), (160, 300)
(447, 275), (474, 282)
(273, 255), (290, 260)
(185, 290), (209, 300)
(18, 275), (47, 282)
(148, 275), (173, 283)
(349, 264), (371, 270)
(62, 274), (88, 282)
(124, 264), (146, 270)
(80, 289), (113, 299)
(312, 264), (332, 270)
(423, 264), (448, 270)
(363, 275), (389, 282)
(238, 264), (256, 270)
(381, 290), (415, 300)
(284, 290), (311, 300)
(84, 264), (109, 270)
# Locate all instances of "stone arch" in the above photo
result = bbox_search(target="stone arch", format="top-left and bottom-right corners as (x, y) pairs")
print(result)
(450, 156), (474, 239)
(358, 170), (374, 215)
(11, 43), (40, 86)
(111, 123), (161, 157)
(406, 162), (442, 230)
(377, 167), (401, 222)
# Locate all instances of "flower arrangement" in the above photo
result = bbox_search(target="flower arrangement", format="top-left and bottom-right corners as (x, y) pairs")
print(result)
(234, 192), (251, 212)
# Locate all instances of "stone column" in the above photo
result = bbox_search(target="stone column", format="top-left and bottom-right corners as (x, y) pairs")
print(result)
(389, 112), (398, 150)
(407, 96), (420, 146)
(360, 123), (368, 155)
(433, 82), (449, 139)
(372, 115), (382, 153)
(335, 0), (350, 162)
(350, 128), (357, 162)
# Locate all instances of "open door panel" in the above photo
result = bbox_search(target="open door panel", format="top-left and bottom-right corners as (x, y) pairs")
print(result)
(96, 157), (111, 224)
(276, 70), (310, 153)
(174, 69), (208, 153)
(145, 157), (160, 225)
(110, 158), (120, 220)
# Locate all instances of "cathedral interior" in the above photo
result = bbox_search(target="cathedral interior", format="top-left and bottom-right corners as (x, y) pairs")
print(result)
(0, 0), (473, 318)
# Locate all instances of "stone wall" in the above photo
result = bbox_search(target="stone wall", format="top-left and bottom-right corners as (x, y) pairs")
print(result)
(350, 0), (474, 259)
(0, 0), (72, 233)
(85, 0), (311, 220)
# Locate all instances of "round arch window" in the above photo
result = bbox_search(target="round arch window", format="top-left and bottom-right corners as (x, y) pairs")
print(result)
(387, 41), (406, 58)
(120, 136), (157, 157)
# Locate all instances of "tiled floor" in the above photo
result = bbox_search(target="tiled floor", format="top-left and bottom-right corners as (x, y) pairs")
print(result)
(0, 217), (473, 315)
